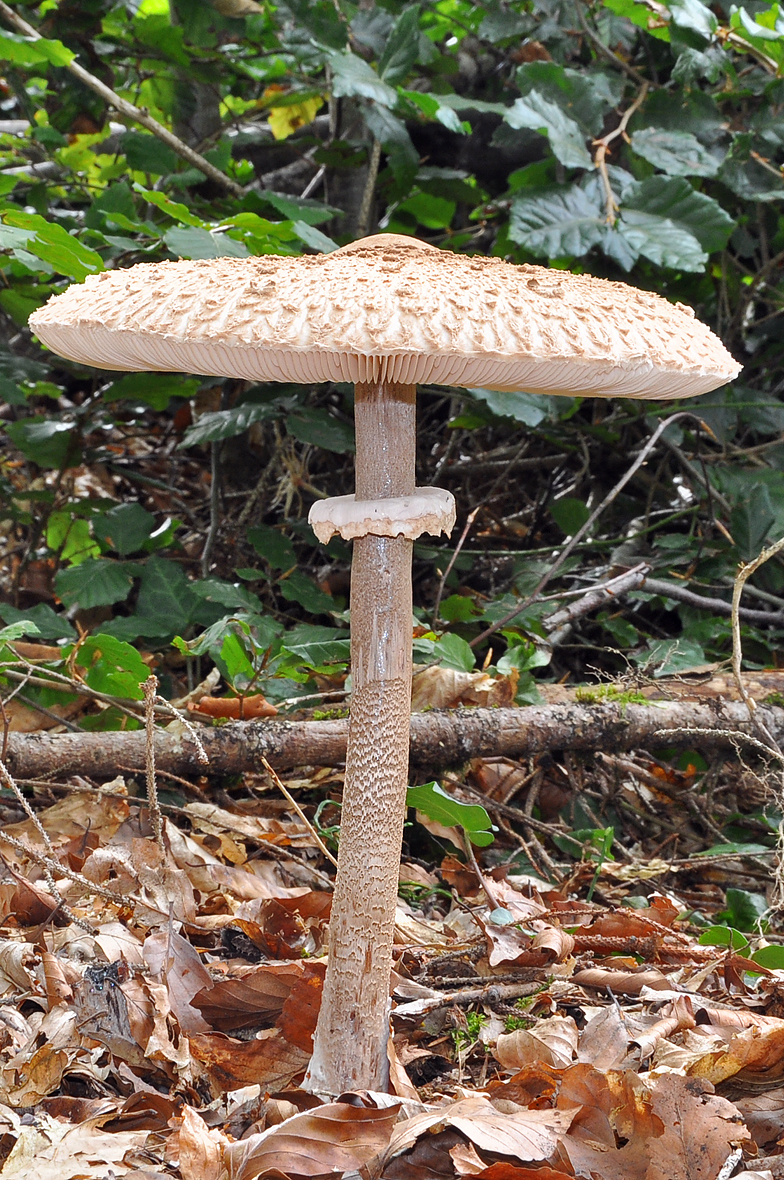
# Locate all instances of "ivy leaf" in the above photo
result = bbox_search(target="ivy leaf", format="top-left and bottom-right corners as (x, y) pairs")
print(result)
(328, 49), (397, 107)
(630, 127), (722, 176)
(509, 185), (604, 257)
(505, 92), (593, 170)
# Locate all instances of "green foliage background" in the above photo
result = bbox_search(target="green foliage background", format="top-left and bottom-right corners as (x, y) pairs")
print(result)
(1, 0), (784, 711)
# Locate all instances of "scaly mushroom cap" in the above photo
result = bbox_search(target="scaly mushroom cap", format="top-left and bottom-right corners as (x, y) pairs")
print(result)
(29, 234), (740, 398)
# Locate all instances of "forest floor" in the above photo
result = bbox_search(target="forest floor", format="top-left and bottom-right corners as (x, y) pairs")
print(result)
(2, 392), (784, 1179)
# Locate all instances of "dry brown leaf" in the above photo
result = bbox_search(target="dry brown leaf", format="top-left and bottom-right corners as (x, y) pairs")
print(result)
(576, 1005), (629, 1071)
(190, 1027), (310, 1092)
(224, 1100), (400, 1180)
(143, 928), (212, 1034)
(1, 1043), (68, 1107)
(0, 1110), (149, 1178)
(383, 1097), (574, 1168)
(412, 665), (516, 711)
(571, 966), (673, 994)
(193, 961), (309, 1031)
(687, 1013), (784, 1086)
(495, 1017), (579, 1072)
(172, 1104), (226, 1180)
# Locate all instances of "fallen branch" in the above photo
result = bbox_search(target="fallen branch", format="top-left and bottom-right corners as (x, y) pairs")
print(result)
(7, 697), (784, 780)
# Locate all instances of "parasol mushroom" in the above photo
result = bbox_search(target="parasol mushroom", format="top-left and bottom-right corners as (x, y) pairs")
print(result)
(29, 234), (740, 1096)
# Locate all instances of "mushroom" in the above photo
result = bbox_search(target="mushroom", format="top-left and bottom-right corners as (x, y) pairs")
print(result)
(29, 234), (740, 1095)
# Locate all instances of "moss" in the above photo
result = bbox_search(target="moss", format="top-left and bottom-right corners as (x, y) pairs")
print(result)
(575, 683), (649, 707)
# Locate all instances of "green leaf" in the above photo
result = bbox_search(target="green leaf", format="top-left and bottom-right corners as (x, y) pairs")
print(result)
(328, 49), (397, 107)
(5, 419), (80, 469)
(467, 388), (558, 427)
(406, 781), (495, 847)
(165, 226), (248, 260)
(698, 925), (750, 951)
(600, 0), (671, 39)
(550, 497), (590, 535)
(751, 945), (784, 970)
(280, 633), (351, 667)
(618, 209), (707, 272)
(399, 90), (467, 134)
(667, 0), (717, 38)
(2, 211), (103, 281)
(122, 131), (179, 176)
(378, 4), (421, 84)
(640, 638), (708, 676)
(510, 185), (604, 258)
(72, 634), (148, 700)
(413, 631), (476, 672)
(730, 482), (776, 561)
(505, 92), (592, 170)
(181, 401), (282, 446)
(287, 407), (355, 453)
(103, 372), (201, 411)
(55, 559), (137, 610)
(278, 570), (336, 615)
(621, 177), (734, 253)
(260, 191), (341, 226)
(515, 62), (621, 138)
(135, 556), (197, 634)
(717, 888), (769, 933)
(0, 31), (75, 67)
(0, 603), (75, 641)
(0, 620), (41, 648)
(630, 128), (722, 177)
(247, 524), (297, 570)
(93, 503), (156, 555)
(291, 221), (338, 253)
(479, 4), (530, 42)
(46, 511), (100, 565)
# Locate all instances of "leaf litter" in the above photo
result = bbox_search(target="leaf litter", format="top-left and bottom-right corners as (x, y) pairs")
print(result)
(0, 705), (781, 1180)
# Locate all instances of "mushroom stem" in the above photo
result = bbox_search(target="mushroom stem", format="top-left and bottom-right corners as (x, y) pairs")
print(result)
(306, 381), (416, 1096)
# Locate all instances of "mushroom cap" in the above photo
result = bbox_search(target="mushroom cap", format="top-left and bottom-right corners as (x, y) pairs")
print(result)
(29, 234), (740, 399)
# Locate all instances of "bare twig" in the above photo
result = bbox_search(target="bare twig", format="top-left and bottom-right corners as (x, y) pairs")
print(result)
(0, 0), (244, 197)
(644, 575), (784, 626)
(544, 562), (650, 644)
(469, 412), (708, 650)
(592, 82), (649, 222)
(143, 675), (164, 850)
(575, 2), (649, 85)
(432, 506), (480, 627)
(260, 755), (339, 868)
